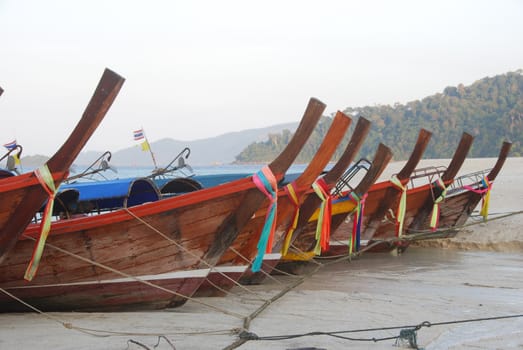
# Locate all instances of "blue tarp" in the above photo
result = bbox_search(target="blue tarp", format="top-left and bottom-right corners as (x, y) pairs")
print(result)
(59, 177), (160, 211)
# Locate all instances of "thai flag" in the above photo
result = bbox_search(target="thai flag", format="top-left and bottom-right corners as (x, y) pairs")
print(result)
(3, 140), (17, 150)
(133, 129), (145, 141)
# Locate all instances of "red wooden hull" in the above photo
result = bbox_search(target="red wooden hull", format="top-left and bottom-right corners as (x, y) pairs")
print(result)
(410, 141), (512, 240)
(239, 253), (281, 284)
(246, 144), (393, 278)
(324, 179), (396, 256)
(194, 265), (247, 297)
(0, 178), (257, 312)
(366, 180), (448, 251)
(0, 268), (208, 312)
(1, 98), (327, 312)
(195, 112), (352, 294)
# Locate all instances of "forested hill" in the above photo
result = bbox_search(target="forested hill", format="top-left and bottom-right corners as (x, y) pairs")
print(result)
(235, 70), (523, 163)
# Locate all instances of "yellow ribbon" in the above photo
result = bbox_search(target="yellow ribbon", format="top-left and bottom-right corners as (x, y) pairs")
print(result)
(346, 192), (361, 254)
(281, 182), (300, 256)
(429, 178), (447, 231)
(390, 175), (407, 237)
(479, 177), (492, 221)
(24, 165), (57, 281)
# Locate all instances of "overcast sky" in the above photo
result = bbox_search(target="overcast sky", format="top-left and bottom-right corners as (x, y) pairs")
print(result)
(1, 0), (522, 156)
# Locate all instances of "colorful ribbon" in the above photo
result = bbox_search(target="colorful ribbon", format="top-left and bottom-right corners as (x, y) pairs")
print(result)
(312, 178), (332, 255)
(348, 192), (367, 254)
(429, 178), (447, 231)
(463, 176), (492, 221)
(390, 175), (407, 237)
(479, 177), (492, 221)
(25, 165), (57, 281)
(281, 182), (300, 256)
(251, 166), (278, 272)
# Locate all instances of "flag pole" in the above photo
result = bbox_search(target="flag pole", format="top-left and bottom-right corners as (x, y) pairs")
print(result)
(142, 128), (159, 170)
(146, 136), (158, 170)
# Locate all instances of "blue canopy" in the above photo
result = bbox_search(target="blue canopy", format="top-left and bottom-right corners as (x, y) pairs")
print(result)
(58, 177), (161, 213)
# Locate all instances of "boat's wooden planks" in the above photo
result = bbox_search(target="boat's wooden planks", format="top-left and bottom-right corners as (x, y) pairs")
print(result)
(360, 129), (432, 241)
(202, 98), (326, 263)
(427, 141), (512, 236)
(275, 117), (372, 252)
(290, 143), (393, 253)
(407, 132), (474, 233)
(197, 111), (354, 293)
(0, 98), (325, 311)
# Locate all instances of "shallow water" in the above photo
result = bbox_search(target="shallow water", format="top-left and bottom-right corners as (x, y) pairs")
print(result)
(1, 247), (522, 349)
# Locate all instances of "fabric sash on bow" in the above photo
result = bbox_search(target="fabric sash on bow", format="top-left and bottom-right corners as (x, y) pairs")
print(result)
(281, 182), (300, 256)
(390, 175), (407, 237)
(312, 178), (332, 255)
(348, 192), (367, 254)
(251, 166), (278, 272)
(24, 165), (58, 281)
(463, 176), (492, 221)
(429, 178), (447, 231)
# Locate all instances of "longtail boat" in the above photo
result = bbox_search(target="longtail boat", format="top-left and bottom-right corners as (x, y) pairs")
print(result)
(194, 111), (355, 296)
(0, 98), (325, 312)
(367, 132), (474, 251)
(276, 142), (393, 271)
(0, 68), (125, 263)
(323, 129), (432, 256)
(410, 141), (511, 240)
(237, 116), (373, 284)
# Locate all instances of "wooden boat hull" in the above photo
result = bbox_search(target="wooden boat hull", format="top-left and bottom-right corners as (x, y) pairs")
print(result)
(196, 111), (352, 294)
(193, 265), (247, 297)
(251, 143), (392, 277)
(239, 253), (282, 284)
(0, 180), (254, 312)
(322, 179), (400, 256)
(411, 141), (512, 240)
(1, 98), (326, 312)
(365, 181), (446, 251)
(285, 129), (432, 260)
(367, 132), (474, 251)
(0, 268), (208, 312)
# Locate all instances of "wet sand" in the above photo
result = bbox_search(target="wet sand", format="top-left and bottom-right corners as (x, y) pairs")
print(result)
(1, 157), (522, 349)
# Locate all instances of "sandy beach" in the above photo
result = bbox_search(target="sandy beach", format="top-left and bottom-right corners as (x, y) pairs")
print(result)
(1, 157), (522, 349)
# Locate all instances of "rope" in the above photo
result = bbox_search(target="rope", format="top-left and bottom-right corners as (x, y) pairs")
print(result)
(123, 209), (262, 298)
(239, 314), (523, 343)
(404, 209), (523, 239)
(224, 209), (523, 349)
(18, 234), (245, 319)
(228, 246), (289, 286)
(126, 336), (177, 350)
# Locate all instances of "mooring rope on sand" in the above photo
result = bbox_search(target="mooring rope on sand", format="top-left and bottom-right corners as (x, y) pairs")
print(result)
(1, 284), (238, 339)
(222, 209), (523, 349)
(5, 209), (522, 347)
(235, 314), (523, 350)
